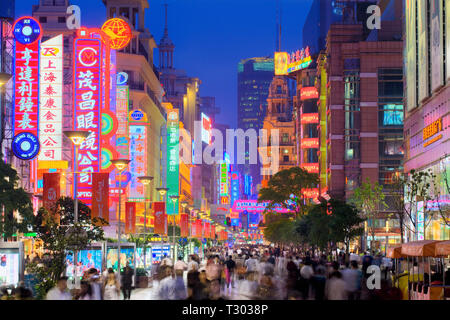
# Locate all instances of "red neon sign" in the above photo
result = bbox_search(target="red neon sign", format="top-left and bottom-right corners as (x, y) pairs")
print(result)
(301, 188), (319, 199)
(73, 36), (103, 205)
(301, 163), (319, 173)
(301, 113), (319, 124)
(301, 138), (319, 149)
(300, 87), (319, 100)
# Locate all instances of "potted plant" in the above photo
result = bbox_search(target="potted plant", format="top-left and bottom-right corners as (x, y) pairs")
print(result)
(136, 268), (149, 288)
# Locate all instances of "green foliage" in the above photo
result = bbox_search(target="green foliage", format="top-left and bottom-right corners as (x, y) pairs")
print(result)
(263, 218), (300, 246)
(258, 167), (319, 217)
(0, 160), (34, 240)
(28, 196), (106, 298)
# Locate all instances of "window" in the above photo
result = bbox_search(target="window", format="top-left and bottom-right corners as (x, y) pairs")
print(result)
(39, 17), (47, 23)
(283, 155), (289, 162)
(381, 104), (404, 126)
(58, 17), (66, 23)
(282, 133), (289, 144)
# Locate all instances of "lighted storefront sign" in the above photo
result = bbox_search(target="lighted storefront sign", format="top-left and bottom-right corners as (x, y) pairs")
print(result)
(301, 138), (319, 149)
(128, 125), (147, 201)
(166, 109), (179, 215)
(301, 163), (319, 173)
(230, 171), (240, 206)
(244, 174), (252, 196)
(12, 17), (42, 160)
(301, 113), (319, 124)
(101, 18), (132, 50)
(275, 47), (312, 75)
(300, 87), (319, 100)
(274, 52), (289, 75)
(423, 118), (443, 147)
(73, 35), (102, 203)
(232, 200), (291, 213)
(38, 35), (63, 161)
(417, 201), (424, 240)
(220, 161), (228, 196)
(115, 85), (129, 157)
(201, 113), (212, 144)
(301, 188), (319, 199)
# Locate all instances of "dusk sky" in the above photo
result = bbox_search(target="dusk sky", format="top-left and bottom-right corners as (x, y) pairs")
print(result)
(16, 0), (314, 129)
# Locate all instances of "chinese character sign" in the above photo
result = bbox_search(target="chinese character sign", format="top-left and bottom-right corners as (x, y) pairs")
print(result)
(129, 125), (147, 201)
(91, 172), (109, 225)
(153, 202), (167, 235)
(39, 35), (63, 161)
(43, 173), (60, 214)
(73, 37), (102, 204)
(220, 161), (228, 196)
(115, 85), (129, 157)
(166, 109), (179, 215)
(230, 171), (240, 206)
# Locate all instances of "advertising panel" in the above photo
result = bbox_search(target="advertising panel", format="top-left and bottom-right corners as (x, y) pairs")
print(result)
(106, 247), (134, 271)
(38, 34), (63, 161)
(125, 202), (136, 234)
(220, 161), (228, 196)
(115, 85), (129, 157)
(91, 172), (109, 224)
(65, 249), (102, 277)
(274, 52), (288, 75)
(430, 0), (444, 91)
(301, 138), (319, 149)
(417, 0), (428, 103)
(180, 214), (189, 238)
(128, 124), (147, 201)
(300, 87), (319, 100)
(153, 202), (167, 235)
(301, 113), (319, 124)
(417, 201), (424, 240)
(73, 37), (102, 205)
(151, 245), (170, 264)
(230, 171), (240, 206)
(43, 173), (60, 214)
(201, 113), (212, 144)
(406, 0), (416, 111)
(0, 249), (20, 286)
(166, 109), (179, 215)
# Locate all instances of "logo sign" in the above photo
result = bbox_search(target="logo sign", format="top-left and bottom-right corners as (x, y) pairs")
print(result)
(39, 35), (63, 161)
(129, 109), (147, 122)
(116, 72), (128, 85)
(13, 16), (42, 45)
(101, 18), (132, 50)
(12, 132), (40, 160)
(73, 36), (103, 204)
(300, 87), (319, 100)
(274, 52), (289, 76)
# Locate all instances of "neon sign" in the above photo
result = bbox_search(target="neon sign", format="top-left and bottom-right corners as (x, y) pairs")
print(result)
(301, 163), (319, 173)
(166, 109), (179, 215)
(38, 35), (63, 161)
(129, 123), (147, 202)
(101, 18), (132, 50)
(301, 138), (319, 149)
(300, 87), (319, 100)
(301, 113), (319, 124)
(220, 161), (228, 196)
(230, 171), (240, 206)
(115, 85), (129, 157)
(201, 113), (212, 144)
(73, 35), (102, 203)
(12, 17), (42, 160)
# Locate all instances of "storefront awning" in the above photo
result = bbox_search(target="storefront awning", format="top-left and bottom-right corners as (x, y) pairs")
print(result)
(435, 240), (450, 257)
(401, 240), (441, 257)
(386, 244), (406, 258)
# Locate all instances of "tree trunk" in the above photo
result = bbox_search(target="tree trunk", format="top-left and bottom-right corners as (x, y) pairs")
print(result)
(399, 216), (404, 243)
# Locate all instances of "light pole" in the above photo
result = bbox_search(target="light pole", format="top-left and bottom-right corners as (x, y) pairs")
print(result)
(138, 176), (153, 273)
(111, 159), (130, 278)
(156, 187), (169, 253)
(385, 219), (390, 256)
(63, 130), (89, 285)
(180, 201), (188, 258)
(169, 195), (179, 260)
(188, 206), (194, 255)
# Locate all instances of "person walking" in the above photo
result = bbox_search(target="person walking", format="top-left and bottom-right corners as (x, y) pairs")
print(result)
(174, 256), (188, 273)
(121, 263), (134, 300)
(325, 265), (347, 300)
(158, 267), (177, 300)
(86, 268), (102, 300)
(75, 281), (93, 300)
(224, 255), (236, 290)
(341, 261), (363, 300)
(187, 255), (199, 272)
(103, 268), (120, 300)
(46, 276), (72, 300)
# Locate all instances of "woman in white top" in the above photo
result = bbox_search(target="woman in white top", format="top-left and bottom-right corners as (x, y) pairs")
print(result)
(103, 268), (120, 300)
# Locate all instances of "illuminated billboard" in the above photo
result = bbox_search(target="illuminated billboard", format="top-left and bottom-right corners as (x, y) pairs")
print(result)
(301, 138), (319, 149)
(166, 109), (179, 215)
(300, 87), (319, 100)
(73, 35), (103, 204)
(274, 52), (288, 75)
(274, 47), (312, 75)
(128, 124), (147, 201)
(301, 163), (319, 174)
(38, 35), (63, 162)
(219, 161), (228, 196)
(201, 113), (212, 144)
(230, 171), (240, 206)
(301, 113), (319, 124)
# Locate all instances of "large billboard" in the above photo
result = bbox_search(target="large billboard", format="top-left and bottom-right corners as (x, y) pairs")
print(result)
(430, 0), (444, 91)
(38, 35), (63, 161)
(405, 0), (417, 112)
(417, 0), (428, 103)
(166, 109), (179, 215)
(73, 36), (103, 204)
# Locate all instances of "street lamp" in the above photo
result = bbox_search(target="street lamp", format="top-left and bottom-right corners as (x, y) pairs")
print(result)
(63, 130), (89, 285)
(180, 201), (188, 259)
(138, 176), (153, 273)
(385, 219), (390, 256)
(156, 187), (168, 201)
(169, 195), (179, 260)
(111, 159), (131, 277)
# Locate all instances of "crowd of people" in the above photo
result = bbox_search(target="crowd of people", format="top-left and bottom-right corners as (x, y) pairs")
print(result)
(4, 244), (447, 300)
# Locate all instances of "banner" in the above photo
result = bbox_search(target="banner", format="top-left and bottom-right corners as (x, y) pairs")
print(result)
(194, 219), (202, 238)
(153, 202), (167, 235)
(43, 173), (60, 214)
(125, 202), (136, 234)
(211, 225), (216, 240)
(180, 214), (189, 238)
(91, 173), (109, 225)
(166, 109), (179, 214)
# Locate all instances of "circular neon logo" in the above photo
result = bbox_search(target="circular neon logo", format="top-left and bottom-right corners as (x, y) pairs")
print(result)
(130, 109), (144, 121)
(13, 17), (42, 45)
(12, 132), (40, 160)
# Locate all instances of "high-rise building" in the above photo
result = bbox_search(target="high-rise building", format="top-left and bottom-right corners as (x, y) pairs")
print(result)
(316, 0), (405, 250)
(237, 57), (274, 190)
(403, 0), (449, 240)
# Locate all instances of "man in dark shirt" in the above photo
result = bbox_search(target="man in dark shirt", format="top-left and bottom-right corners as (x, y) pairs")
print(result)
(225, 256), (236, 289)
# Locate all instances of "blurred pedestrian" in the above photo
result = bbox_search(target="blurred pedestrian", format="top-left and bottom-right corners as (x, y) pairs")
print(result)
(121, 263), (134, 300)
(103, 268), (120, 300)
(46, 276), (72, 300)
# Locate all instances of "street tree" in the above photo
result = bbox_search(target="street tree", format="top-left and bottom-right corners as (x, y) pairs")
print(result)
(27, 196), (106, 298)
(351, 179), (387, 253)
(263, 218), (299, 247)
(258, 167), (319, 217)
(0, 159), (34, 241)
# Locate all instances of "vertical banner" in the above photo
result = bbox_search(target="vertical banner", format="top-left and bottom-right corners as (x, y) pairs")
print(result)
(43, 173), (60, 213)
(129, 113), (148, 201)
(73, 36), (102, 206)
(38, 34), (63, 161)
(406, 0), (416, 111)
(153, 202), (167, 235)
(430, 0), (444, 91)
(116, 86), (129, 157)
(12, 17), (41, 161)
(125, 202), (136, 234)
(447, 0), (450, 82)
(417, 0), (428, 102)
(180, 214), (189, 238)
(166, 109), (179, 215)
(91, 172), (109, 225)
(211, 225), (216, 240)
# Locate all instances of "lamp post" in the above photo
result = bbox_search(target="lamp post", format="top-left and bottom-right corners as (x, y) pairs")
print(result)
(180, 201), (188, 259)
(385, 219), (390, 256)
(63, 130), (89, 286)
(111, 159), (130, 278)
(169, 195), (179, 260)
(138, 176), (153, 273)
(188, 206), (194, 255)
(156, 187), (169, 251)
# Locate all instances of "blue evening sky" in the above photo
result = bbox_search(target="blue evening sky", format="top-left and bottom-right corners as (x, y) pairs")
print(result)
(16, 0), (313, 128)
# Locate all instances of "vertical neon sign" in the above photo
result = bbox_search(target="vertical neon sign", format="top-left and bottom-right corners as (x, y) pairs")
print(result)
(73, 32), (102, 204)
(128, 109), (148, 201)
(38, 35), (63, 161)
(166, 109), (179, 215)
(12, 17), (42, 161)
